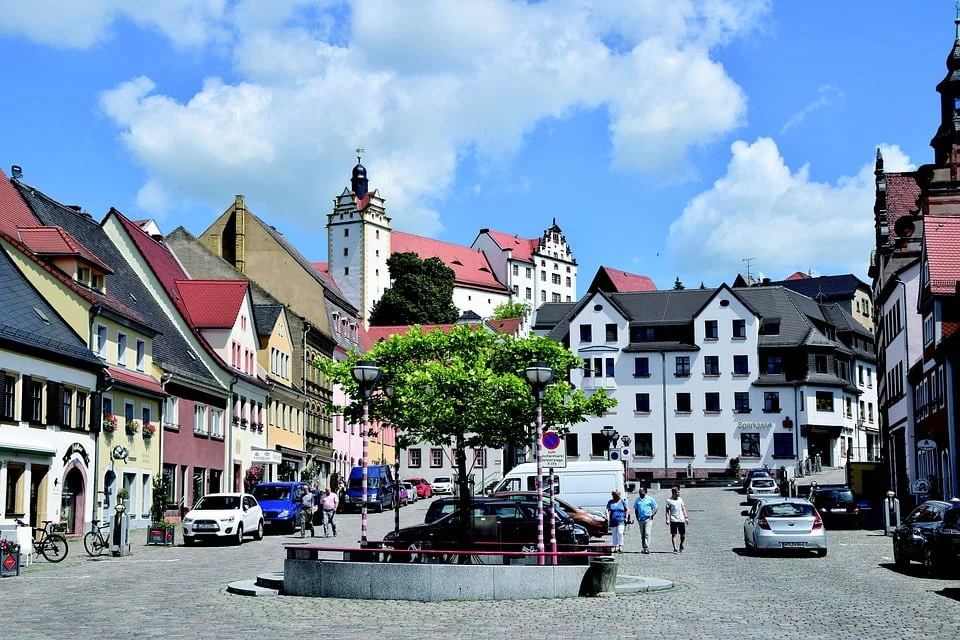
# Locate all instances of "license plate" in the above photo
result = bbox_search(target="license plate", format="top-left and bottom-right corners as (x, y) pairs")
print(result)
(780, 542), (806, 548)
(831, 508), (846, 513)
(194, 524), (216, 530)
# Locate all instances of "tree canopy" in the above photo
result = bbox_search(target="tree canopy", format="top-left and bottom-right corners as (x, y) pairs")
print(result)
(673, 276), (685, 290)
(490, 301), (530, 321)
(368, 252), (459, 326)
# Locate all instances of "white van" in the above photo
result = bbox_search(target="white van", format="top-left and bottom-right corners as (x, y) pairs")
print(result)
(492, 461), (625, 513)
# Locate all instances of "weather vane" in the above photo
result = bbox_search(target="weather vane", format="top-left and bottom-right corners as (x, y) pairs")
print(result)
(356, 147), (365, 163)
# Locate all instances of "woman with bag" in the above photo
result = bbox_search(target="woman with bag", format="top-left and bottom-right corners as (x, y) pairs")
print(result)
(606, 490), (629, 553)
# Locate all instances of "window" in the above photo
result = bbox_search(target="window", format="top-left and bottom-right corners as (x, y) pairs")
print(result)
(704, 320), (718, 339)
(552, 273), (561, 285)
(845, 397), (853, 418)
(763, 392), (780, 413)
(91, 273), (103, 290)
(77, 266), (89, 284)
(866, 369), (872, 388)
(95, 325), (108, 357)
(541, 291), (546, 302)
(76, 391), (86, 430)
(635, 393), (650, 413)
(634, 433), (653, 457)
(552, 293), (561, 303)
(525, 287), (532, 300)
(101, 396), (113, 422)
(141, 405), (151, 424)
(430, 448), (443, 468)
(675, 433), (694, 457)
(409, 449), (422, 468)
(815, 391), (834, 412)
(815, 355), (827, 374)
(565, 433), (579, 456)
(512, 265), (519, 276)
(1, 374), (14, 419)
(868, 403), (874, 423)
(605, 324), (618, 342)
(165, 396), (179, 427)
(764, 355), (782, 374)
(344, 267), (349, 276)
(526, 268), (531, 278)
(583, 359), (591, 377)
(593, 358), (602, 380)
(741, 433), (761, 457)
(591, 434), (608, 457)
(704, 356), (719, 376)
(124, 401), (134, 424)
(732, 319), (746, 339)
(29, 380), (42, 422)
(676, 393), (691, 413)
(344, 228), (349, 237)
(734, 392), (750, 413)
(675, 356), (690, 377)
(210, 409), (223, 438)
(859, 400), (865, 420)
(733, 355), (749, 375)
(512, 285), (518, 294)
(759, 321), (780, 336)
(605, 358), (615, 377)
(61, 387), (72, 427)
(633, 357), (650, 377)
(194, 405), (208, 434)
(475, 448), (487, 468)
(540, 272), (546, 282)
(707, 433), (726, 457)
(705, 392), (721, 412)
(136, 340), (145, 371)
(117, 333), (127, 366)
(773, 433), (794, 457)
(923, 314), (934, 346)
(566, 277), (571, 287)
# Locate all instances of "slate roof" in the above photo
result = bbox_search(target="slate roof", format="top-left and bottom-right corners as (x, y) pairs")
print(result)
(0, 169), (38, 236)
(253, 304), (283, 337)
(819, 304), (872, 339)
(0, 247), (102, 368)
(532, 302), (576, 331)
(16, 226), (113, 273)
(177, 280), (249, 329)
(482, 230), (538, 263)
(736, 287), (818, 348)
(883, 173), (921, 248)
(393, 231), (508, 294)
(14, 184), (222, 392)
(924, 216), (960, 294)
(589, 266), (657, 293)
(609, 289), (715, 324)
(771, 274), (869, 301)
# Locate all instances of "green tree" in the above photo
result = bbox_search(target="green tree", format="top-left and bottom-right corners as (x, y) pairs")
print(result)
(316, 324), (616, 542)
(491, 301), (530, 320)
(368, 252), (459, 326)
(673, 276), (685, 290)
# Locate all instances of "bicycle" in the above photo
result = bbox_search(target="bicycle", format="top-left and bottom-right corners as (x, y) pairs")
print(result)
(84, 521), (112, 557)
(15, 519), (69, 563)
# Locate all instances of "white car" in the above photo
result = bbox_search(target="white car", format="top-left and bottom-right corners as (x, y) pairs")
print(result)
(431, 476), (454, 495)
(742, 497), (827, 557)
(182, 492), (264, 545)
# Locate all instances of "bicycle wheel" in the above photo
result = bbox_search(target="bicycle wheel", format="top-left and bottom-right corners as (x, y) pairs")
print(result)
(84, 531), (106, 557)
(41, 533), (69, 562)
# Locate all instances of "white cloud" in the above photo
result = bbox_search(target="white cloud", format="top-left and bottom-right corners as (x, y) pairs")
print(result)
(667, 138), (915, 281)
(781, 85), (845, 135)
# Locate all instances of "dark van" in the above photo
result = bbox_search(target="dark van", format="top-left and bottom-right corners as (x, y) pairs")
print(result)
(346, 465), (395, 512)
(252, 481), (309, 533)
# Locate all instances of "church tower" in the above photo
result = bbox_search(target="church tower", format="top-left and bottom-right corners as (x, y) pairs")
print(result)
(931, 6), (960, 177)
(326, 154), (391, 328)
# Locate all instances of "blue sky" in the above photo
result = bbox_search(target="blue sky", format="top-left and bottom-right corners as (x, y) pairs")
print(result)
(0, 1), (953, 296)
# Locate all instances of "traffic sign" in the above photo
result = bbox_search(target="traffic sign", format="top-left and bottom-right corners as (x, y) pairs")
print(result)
(621, 448), (632, 459)
(541, 431), (567, 468)
(609, 450), (621, 461)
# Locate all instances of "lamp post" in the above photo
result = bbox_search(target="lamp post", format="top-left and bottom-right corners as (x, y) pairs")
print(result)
(383, 384), (402, 536)
(525, 361), (554, 566)
(621, 435), (632, 481)
(600, 425), (619, 460)
(352, 360), (382, 545)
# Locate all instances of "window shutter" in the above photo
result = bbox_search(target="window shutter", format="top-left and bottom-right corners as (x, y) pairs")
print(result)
(46, 381), (62, 425)
(21, 375), (32, 421)
(89, 391), (103, 433)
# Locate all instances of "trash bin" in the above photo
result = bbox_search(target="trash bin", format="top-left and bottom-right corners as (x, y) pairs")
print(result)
(580, 555), (618, 597)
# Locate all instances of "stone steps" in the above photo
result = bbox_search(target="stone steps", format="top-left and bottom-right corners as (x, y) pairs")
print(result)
(226, 579), (278, 597)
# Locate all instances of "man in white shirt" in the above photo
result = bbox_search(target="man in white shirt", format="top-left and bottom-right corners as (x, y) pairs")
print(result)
(664, 486), (689, 554)
(321, 487), (339, 537)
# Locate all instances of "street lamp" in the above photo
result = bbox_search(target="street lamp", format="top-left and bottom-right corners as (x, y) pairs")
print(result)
(600, 425), (619, 459)
(352, 360), (382, 545)
(525, 361), (554, 566)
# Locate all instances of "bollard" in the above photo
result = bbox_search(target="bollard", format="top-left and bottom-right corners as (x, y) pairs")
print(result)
(580, 555), (618, 597)
(110, 504), (131, 557)
(883, 491), (900, 536)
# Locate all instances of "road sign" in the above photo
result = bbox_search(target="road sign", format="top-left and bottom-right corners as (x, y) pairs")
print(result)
(917, 439), (937, 451)
(609, 450), (621, 461)
(541, 431), (566, 468)
(621, 448), (632, 459)
(910, 479), (930, 494)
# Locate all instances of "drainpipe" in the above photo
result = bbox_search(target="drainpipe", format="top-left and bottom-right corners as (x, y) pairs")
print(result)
(159, 373), (172, 492)
(794, 383), (800, 471)
(302, 321), (312, 481)
(228, 375), (238, 490)
(661, 353), (668, 475)
(892, 277), (911, 494)
(89, 305), (103, 526)
(946, 360), (957, 498)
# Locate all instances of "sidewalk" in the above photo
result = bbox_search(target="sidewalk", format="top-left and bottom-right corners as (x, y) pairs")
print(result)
(794, 466), (847, 489)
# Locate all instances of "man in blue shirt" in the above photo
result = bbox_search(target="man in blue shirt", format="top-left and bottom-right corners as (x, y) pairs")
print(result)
(632, 486), (658, 554)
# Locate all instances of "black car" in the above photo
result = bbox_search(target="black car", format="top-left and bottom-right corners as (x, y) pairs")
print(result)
(808, 485), (860, 528)
(425, 497), (495, 524)
(892, 500), (960, 575)
(386, 500), (590, 559)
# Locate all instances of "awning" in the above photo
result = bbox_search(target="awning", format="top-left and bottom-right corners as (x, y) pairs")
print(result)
(801, 424), (842, 438)
(276, 445), (308, 461)
(107, 366), (167, 397)
(0, 442), (57, 458)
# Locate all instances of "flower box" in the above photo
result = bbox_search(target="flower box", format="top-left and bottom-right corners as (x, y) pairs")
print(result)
(147, 525), (176, 546)
(125, 422), (138, 436)
(0, 542), (20, 578)
(142, 422), (157, 439)
(102, 413), (118, 433)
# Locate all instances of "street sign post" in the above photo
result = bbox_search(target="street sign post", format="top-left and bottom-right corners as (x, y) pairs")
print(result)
(541, 431), (566, 468)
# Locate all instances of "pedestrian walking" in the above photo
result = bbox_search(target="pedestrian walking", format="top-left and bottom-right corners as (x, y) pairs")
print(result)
(665, 486), (689, 554)
(632, 486), (658, 554)
(606, 490), (628, 553)
(299, 484), (316, 538)
(320, 486), (339, 537)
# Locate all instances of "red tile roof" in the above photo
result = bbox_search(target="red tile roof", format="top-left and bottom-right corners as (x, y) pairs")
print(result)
(106, 366), (167, 396)
(488, 317), (522, 336)
(925, 216), (960, 294)
(484, 230), (538, 263)
(176, 280), (249, 328)
(311, 261), (344, 295)
(366, 323), (466, 343)
(0, 171), (39, 236)
(600, 266), (657, 292)
(885, 173), (921, 248)
(16, 226), (114, 273)
(785, 271), (809, 281)
(392, 231), (507, 293)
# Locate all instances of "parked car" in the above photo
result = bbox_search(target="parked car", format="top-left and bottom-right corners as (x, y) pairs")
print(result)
(345, 465), (396, 512)
(251, 481), (309, 533)
(182, 493), (264, 546)
(384, 500), (590, 559)
(491, 491), (609, 537)
(892, 500), (960, 575)
(398, 483), (410, 506)
(745, 476), (780, 504)
(401, 482), (417, 504)
(432, 476), (454, 495)
(493, 460), (624, 514)
(742, 497), (826, 557)
(407, 478), (433, 499)
(808, 485), (860, 528)
(741, 469), (772, 493)
(426, 497), (494, 524)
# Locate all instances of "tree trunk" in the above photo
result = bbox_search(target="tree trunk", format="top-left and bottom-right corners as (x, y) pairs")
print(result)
(455, 436), (471, 559)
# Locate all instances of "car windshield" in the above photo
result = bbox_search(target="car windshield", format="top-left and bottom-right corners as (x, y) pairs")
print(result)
(434, 477), (450, 483)
(818, 489), (854, 502)
(195, 496), (240, 510)
(752, 479), (776, 488)
(252, 486), (290, 501)
(762, 503), (814, 518)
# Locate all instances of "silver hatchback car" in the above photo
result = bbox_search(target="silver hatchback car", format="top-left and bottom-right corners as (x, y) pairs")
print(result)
(742, 497), (827, 557)
(745, 476), (780, 504)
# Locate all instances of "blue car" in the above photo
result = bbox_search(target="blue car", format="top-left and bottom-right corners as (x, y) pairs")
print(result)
(251, 482), (309, 533)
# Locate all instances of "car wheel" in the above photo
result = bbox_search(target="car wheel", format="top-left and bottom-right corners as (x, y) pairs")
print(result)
(235, 524), (244, 546)
(183, 536), (195, 547)
(254, 520), (264, 541)
(744, 534), (753, 555)
(893, 539), (908, 567)
(923, 544), (941, 576)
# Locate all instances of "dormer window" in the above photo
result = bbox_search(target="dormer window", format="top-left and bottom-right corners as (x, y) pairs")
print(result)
(77, 266), (89, 285)
(91, 273), (104, 291)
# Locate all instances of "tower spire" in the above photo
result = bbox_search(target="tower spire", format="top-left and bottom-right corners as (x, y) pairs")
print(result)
(955, 0), (960, 40)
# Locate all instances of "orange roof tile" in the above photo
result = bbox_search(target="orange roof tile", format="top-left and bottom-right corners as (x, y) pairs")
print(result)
(484, 230), (538, 263)
(176, 280), (249, 328)
(17, 226), (114, 273)
(392, 231), (507, 293)
(0, 170), (39, 236)
(925, 216), (960, 294)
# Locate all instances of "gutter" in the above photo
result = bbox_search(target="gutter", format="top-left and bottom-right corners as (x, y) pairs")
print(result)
(661, 353), (668, 475)
(228, 374), (238, 490)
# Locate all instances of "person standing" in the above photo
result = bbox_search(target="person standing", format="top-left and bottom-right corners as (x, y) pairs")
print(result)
(632, 486), (658, 554)
(606, 490), (628, 553)
(299, 484), (316, 538)
(321, 486), (339, 537)
(665, 486), (689, 554)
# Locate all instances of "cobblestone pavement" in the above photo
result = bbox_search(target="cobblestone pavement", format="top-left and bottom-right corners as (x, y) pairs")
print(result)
(5, 475), (959, 640)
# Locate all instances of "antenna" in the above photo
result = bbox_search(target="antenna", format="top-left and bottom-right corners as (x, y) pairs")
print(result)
(742, 257), (757, 283)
